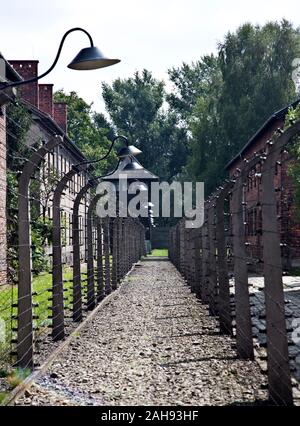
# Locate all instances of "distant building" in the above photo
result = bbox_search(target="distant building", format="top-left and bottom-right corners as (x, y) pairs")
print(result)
(226, 100), (300, 269)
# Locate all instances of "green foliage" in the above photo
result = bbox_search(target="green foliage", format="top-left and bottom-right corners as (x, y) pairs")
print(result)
(0, 392), (9, 404)
(149, 249), (168, 257)
(168, 55), (220, 121)
(6, 102), (54, 279)
(218, 19), (299, 155)
(31, 217), (53, 274)
(102, 69), (189, 180)
(7, 368), (31, 388)
(53, 90), (117, 175)
(171, 20), (300, 195)
(6, 102), (33, 282)
(6, 102), (32, 171)
(0, 267), (77, 366)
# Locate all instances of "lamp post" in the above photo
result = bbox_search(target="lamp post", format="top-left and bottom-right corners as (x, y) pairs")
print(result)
(0, 27), (120, 92)
(101, 154), (159, 261)
(101, 155), (159, 219)
(13, 27), (120, 367)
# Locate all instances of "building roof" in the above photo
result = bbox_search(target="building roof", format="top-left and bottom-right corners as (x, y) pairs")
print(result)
(21, 99), (88, 163)
(0, 52), (23, 82)
(225, 98), (300, 170)
(1, 52), (90, 166)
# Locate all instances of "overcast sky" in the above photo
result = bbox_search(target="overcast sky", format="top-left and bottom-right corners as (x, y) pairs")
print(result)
(1, 0), (300, 113)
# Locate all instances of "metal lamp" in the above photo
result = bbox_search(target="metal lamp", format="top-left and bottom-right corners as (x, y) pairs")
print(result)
(0, 27), (120, 90)
(68, 46), (119, 70)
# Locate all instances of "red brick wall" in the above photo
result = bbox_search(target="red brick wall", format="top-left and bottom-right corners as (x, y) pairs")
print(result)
(228, 117), (300, 267)
(9, 60), (67, 132)
(38, 84), (53, 117)
(9, 60), (39, 107)
(53, 102), (67, 133)
(0, 112), (7, 285)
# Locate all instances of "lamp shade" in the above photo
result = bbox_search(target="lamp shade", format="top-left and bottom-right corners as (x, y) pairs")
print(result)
(117, 145), (142, 158)
(102, 156), (159, 183)
(68, 46), (120, 70)
(123, 159), (144, 171)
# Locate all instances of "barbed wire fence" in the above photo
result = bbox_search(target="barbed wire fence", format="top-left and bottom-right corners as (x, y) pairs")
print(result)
(0, 108), (146, 374)
(169, 120), (300, 406)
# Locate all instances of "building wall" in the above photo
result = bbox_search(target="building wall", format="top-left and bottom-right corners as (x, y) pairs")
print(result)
(44, 143), (89, 265)
(53, 103), (67, 133)
(9, 61), (39, 107)
(27, 119), (89, 266)
(228, 117), (300, 268)
(9, 59), (89, 266)
(10, 60), (67, 131)
(38, 84), (53, 117)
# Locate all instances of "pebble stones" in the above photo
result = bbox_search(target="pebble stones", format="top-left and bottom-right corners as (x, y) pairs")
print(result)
(15, 260), (267, 406)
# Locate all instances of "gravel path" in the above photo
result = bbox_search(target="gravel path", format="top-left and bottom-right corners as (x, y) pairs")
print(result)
(15, 260), (268, 406)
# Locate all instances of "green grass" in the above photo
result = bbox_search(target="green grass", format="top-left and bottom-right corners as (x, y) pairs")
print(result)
(0, 267), (78, 367)
(0, 392), (9, 405)
(148, 249), (168, 257)
(0, 258), (110, 367)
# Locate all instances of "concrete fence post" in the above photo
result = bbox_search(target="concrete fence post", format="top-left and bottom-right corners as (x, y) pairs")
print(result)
(112, 217), (118, 290)
(231, 172), (254, 359)
(86, 194), (101, 310)
(72, 182), (92, 321)
(201, 207), (210, 303)
(207, 201), (218, 315)
(96, 218), (104, 302)
(216, 185), (233, 335)
(103, 217), (111, 295)
(52, 166), (82, 341)
(17, 136), (62, 368)
(261, 134), (295, 405)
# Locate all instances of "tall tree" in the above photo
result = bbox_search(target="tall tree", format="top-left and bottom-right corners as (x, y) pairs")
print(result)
(54, 90), (117, 175)
(218, 19), (300, 159)
(181, 20), (300, 195)
(102, 69), (189, 180)
(167, 55), (220, 122)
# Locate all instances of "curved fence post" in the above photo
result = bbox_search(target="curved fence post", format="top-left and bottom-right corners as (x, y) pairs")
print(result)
(260, 130), (299, 405)
(207, 200), (218, 315)
(96, 217), (104, 302)
(231, 170), (254, 359)
(116, 218), (123, 282)
(52, 166), (81, 341)
(216, 184), (233, 335)
(112, 217), (118, 290)
(86, 194), (101, 310)
(17, 135), (62, 368)
(72, 181), (92, 321)
(201, 206), (210, 303)
(103, 217), (111, 295)
(194, 227), (202, 298)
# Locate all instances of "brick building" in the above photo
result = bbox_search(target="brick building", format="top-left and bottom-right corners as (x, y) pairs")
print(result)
(8, 60), (90, 265)
(0, 54), (22, 285)
(226, 100), (300, 269)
